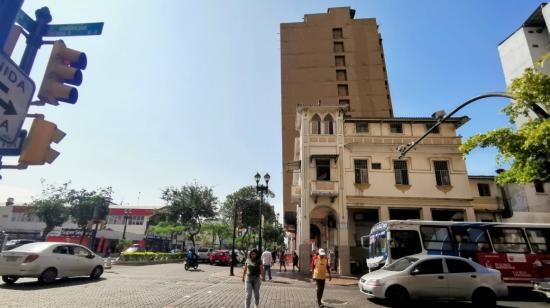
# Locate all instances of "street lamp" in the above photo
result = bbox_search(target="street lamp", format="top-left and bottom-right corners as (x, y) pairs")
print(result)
(255, 172), (270, 255)
(122, 208), (132, 240)
(397, 92), (549, 158)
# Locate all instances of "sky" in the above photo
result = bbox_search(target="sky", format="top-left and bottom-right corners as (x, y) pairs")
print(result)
(0, 0), (544, 216)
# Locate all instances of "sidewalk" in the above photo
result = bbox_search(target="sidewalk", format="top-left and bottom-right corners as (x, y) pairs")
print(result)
(211, 265), (359, 286)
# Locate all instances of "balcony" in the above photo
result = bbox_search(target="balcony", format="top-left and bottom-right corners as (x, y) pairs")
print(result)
(310, 181), (338, 203)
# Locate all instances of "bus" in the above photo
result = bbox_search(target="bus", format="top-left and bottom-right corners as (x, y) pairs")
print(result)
(362, 220), (550, 286)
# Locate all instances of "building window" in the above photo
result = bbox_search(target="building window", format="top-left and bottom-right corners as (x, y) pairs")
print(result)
(371, 163), (381, 169)
(128, 216), (144, 225)
(534, 180), (545, 193)
(425, 123), (439, 134)
(389, 208), (421, 220)
(311, 114), (321, 135)
(337, 84), (348, 96)
(390, 123), (403, 133)
(393, 160), (409, 185)
(354, 160), (369, 184)
(434, 161), (451, 186)
(432, 209), (464, 221)
(339, 99), (350, 106)
(332, 28), (343, 39)
(355, 122), (368, 133)
(316, 159), (331, 181)
(333, 42), (344, 53)
(336, 69), (347, 81)
(335, 56), (345, 66)
(323, 114), (335, 134)
(477, 183), (491, 196)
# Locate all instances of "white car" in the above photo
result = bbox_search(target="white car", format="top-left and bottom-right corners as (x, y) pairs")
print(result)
(0, 242), (104, 285)
(358, 254), (507, 307)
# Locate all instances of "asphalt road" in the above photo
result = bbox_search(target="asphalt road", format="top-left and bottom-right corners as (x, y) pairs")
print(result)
(0, 263), (547, 307)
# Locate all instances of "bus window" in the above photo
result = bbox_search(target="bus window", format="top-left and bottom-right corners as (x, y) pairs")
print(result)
(488, 228), (529, 253)
(369, 233), (387, 258)
(389, 230), (422, 260)
(420, 226), (453, 251)
(526, 228), (550, 253)
(451, 226), (492, 252)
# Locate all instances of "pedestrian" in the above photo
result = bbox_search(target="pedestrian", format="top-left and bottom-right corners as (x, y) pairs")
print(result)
(261, 248), (272, 281)
(242, 249), (263, 308)
(311, 248), (331, 308)
(271, 247), (277, 266)
(278, 250), (287, 272)
(292, 251), (299, 272)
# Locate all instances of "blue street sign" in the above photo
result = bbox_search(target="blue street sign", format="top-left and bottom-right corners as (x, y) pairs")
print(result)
(45, 22), (103, 37)
(15, 10), (35, 33)
(0, 129), (26, 156)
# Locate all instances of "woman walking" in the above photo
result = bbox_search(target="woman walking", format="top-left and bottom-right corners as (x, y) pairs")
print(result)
(311, 248), (331, 308)
(292, 251), (299, 272)
(278, 250), (287, 272)
(242, 249), (264, 308)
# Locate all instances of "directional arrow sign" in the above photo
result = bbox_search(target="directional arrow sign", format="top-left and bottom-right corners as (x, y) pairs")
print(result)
(45, 22), (104, 37)
(0, 52), (35, 143)
(0, 129), (26, 156)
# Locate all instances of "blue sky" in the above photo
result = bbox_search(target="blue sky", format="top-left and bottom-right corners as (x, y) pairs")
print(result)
(0, 1), (543, 215)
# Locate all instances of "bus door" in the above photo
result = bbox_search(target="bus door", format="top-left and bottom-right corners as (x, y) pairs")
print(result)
(388, 229), (422, 260)
(525, 228), (550, 281)
(484, 227), (532, 284)
(450, 225), (492, 262)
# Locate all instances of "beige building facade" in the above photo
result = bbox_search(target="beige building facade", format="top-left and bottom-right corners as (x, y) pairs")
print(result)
(290, 105), (489, 275)
(281, 7), (393, 231)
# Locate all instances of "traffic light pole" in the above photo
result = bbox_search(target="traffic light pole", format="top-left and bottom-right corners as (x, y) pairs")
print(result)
(19, 7), (52, 75)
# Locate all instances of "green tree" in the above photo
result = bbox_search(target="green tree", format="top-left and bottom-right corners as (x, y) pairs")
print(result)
(30, 181), (70, 240)
(221, 186), (276, 228)
(161, 182), (218, 248)
(461, 56), (550, 184)
(149, 221), (186, 250)
(263, 223), (285, 248)
(66, 186), (113, 244)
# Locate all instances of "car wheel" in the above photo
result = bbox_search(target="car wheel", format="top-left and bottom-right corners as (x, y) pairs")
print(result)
(2, 276), (19, 285)
(385, 285), (409, 307)
(471, 288), (496, 307)
(90, 266), (103, 279)
(38, 268), (57, 284)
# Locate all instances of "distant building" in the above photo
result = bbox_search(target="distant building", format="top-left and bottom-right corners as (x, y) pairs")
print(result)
(281, 7), (393, 233)
(497, 3), (550, 221)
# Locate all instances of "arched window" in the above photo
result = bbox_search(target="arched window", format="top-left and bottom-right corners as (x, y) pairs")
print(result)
(311, 114), (321, 134)
(323, 114), (335, 135)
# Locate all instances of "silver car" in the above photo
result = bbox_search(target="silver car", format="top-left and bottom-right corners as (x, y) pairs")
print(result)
(0, 242), (104, 284)
(358, 254), (507, 307)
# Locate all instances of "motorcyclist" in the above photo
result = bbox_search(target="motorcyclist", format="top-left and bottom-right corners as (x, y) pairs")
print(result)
(186, 247), (198, 267)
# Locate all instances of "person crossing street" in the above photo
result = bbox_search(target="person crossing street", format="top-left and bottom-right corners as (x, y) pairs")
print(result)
(261, 248), (273, 281)
(311, 248), (331, 308)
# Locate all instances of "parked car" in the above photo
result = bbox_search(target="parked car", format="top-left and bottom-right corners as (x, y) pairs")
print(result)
(0, 242), (104, 285)
(4, 239), (36, 251)
(357, 254), (507, 307)
(196, 248), (213, 263)
(123, 244), (144, 253)
(209, 250), (231, 266)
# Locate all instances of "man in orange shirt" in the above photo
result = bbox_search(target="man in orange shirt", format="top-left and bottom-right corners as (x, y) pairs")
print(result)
(311, 248), (332, 307)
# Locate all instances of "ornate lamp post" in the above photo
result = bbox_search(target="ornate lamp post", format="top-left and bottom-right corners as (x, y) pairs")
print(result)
(122, 208), (132, 240)
(255, 172), (270, 255)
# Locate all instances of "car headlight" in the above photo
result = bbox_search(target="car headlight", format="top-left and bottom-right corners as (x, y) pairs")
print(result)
(367, 279), (385, 286)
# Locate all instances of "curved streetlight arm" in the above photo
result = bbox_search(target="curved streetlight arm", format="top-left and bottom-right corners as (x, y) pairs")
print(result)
(397, 92), (549, 159)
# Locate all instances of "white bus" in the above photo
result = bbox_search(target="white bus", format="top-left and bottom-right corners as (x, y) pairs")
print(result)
(362, 220), (550, 286)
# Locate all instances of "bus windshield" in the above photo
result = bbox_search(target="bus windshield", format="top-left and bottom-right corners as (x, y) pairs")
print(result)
(369, 232), (387, 258)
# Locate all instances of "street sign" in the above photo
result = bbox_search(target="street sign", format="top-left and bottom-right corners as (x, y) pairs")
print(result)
(0, 129), (26, 156)
(45, 22), (104, 37)
(0, 52), (35, 143)
(15, 10), (35, 33)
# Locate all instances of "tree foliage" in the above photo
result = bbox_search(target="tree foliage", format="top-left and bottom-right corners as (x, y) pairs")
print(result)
(30, 181), (70, 240)
(220, 186), (276, 228)
(66, 186), (113, 243)
(460, 55), (550, 184)
(160, 182), (218, 248)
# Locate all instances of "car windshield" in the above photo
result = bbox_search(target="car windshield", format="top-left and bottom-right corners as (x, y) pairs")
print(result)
(9, 242), (51, 253)
(384, 256), (419, 271)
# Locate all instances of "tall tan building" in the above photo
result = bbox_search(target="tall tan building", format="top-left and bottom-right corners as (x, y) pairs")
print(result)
(281, 7), (393, 231)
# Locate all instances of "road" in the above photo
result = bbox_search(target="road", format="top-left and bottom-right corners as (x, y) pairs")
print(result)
(0, 263), (547, 307)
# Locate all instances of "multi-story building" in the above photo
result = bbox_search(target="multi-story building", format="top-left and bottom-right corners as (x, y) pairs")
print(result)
(497, 3), (550, 221)
(281, 7), (393, 232)
(290, 105), (492, 274)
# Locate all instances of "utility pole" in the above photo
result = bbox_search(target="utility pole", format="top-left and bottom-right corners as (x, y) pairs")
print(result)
(230, 205), (239, 276)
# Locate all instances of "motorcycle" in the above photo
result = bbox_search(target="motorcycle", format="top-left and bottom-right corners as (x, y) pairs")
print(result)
(184, 258), (199, 271)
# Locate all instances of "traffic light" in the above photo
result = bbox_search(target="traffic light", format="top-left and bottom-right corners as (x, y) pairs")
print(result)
(18, 118), (65, 165)
(38, 40), (87, 105)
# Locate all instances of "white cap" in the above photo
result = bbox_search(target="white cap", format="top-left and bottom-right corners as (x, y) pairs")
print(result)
(318, 248), (326, 256)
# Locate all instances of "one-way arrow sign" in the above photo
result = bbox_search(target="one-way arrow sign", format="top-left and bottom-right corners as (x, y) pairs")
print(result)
(0, 52), (35, 143)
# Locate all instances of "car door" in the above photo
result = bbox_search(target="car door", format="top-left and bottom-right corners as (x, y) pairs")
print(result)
(71, 246), (95, 276)
(444, 258), (479, 299)
(51, 245), (75, 277)
(406, 258), (448, 299)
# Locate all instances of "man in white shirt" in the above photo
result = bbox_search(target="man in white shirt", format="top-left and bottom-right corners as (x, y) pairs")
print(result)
(261, 249), (272, 281)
